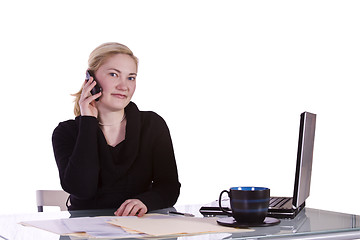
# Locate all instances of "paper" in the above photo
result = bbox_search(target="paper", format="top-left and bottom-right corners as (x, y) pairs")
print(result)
(20, 216), (144, 238)
(20, 219), (70, 235)
(109, 214), (253, 236)
(62, 216), (144, 238)
(20, 214), (253, 238)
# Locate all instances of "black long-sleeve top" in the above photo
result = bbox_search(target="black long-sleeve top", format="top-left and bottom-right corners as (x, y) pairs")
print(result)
(52, 102), (181, 211)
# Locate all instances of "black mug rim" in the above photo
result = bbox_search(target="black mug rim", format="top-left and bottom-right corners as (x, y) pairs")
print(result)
(230, 186), (269, 191)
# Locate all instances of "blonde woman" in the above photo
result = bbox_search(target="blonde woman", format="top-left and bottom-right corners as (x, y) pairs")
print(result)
(52, 42), (180, 216)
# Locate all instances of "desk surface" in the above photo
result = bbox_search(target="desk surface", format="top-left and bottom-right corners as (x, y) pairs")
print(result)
(1, 205), (360, 240)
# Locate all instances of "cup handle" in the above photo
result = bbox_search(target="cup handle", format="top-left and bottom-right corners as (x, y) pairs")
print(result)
(219, 190), (232, 215)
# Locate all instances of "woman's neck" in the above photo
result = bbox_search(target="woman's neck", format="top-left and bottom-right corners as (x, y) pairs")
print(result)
(98, 110), (127, 146)
(98, 110), (125, 126)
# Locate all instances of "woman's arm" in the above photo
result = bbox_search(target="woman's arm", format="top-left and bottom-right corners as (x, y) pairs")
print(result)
(135, 116), (181, 211)
(52, 116), (100, 199)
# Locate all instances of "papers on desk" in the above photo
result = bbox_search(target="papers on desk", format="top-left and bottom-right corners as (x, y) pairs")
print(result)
(20, 216), (143, 238)
(20, 214), (253, 238)
(109, 214), (252, 236)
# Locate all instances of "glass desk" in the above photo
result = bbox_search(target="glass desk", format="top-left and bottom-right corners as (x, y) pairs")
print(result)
(1, 205), (360, 239)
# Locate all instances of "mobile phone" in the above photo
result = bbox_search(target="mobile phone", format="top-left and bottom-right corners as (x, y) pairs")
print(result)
(86, 70), (102, 101)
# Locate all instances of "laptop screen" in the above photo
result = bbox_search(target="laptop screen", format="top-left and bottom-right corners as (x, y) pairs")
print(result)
(292, 112), (316, 208)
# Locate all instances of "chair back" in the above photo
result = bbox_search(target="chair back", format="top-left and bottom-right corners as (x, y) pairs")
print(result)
(36, 190), (70, 212)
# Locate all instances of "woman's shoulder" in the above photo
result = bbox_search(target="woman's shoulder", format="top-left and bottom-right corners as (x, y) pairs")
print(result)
(55, 118), (76, 129)
(53, 116), (97, 134)
(140, 112), (172, 139)
(141, 110), (163, 120)
(57, 116), (98, 126)
(52, 116), (99, 146)
(128, 102), (166, 123)
(139, 109), (168, 127)
(53, 118), (77, 137)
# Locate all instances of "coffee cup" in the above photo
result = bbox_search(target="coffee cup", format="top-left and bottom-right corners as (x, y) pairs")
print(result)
(219, 187), (270, 224)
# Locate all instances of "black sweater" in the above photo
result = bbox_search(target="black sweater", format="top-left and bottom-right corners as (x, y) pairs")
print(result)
(52, 102), (181, 211)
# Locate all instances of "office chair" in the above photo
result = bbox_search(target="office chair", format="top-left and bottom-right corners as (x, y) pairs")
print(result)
(36, 190), (70, 212)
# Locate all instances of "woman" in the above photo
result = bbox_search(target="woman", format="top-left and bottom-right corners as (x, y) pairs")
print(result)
(52, 42), (181, 216)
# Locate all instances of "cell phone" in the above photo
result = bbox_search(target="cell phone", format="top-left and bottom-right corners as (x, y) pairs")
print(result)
(86, 70), (102, 101)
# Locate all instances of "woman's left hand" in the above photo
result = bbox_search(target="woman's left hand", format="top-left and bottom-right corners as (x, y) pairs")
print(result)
(114, 199), (148, 217)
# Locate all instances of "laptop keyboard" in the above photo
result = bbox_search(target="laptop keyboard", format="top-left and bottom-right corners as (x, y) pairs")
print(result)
(270, 197), (291, 208)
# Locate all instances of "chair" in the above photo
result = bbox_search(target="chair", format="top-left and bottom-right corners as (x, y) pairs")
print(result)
(36, 190), (70, 212)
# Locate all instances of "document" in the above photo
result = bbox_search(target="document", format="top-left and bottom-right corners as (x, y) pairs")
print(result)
(20, 218), (69, 235)
(20, 214), (252, 238)
(109, 214), (253, 236)
(62, 216), (144, 238)
(20, 216), (144, 238)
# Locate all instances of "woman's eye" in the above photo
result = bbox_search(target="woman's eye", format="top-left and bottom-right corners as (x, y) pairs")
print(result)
(110, 73), (118, 77)
(128, 76), (136, 81)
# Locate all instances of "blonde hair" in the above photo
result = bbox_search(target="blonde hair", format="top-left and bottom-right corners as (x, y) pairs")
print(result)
(72, 42), (138, 116)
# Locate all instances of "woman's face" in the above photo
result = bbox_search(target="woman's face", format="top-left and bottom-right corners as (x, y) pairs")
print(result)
(95, 53), (137, 112)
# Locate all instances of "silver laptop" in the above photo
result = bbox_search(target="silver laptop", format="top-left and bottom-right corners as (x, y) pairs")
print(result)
(200, 112), (316, 219)
(267, 111), (316, 218)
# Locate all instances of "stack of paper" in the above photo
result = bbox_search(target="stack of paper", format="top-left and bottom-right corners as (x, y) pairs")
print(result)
(109, 214), (252, 237)
(20, 216), (144, 238)
(20, 214), (253, 238)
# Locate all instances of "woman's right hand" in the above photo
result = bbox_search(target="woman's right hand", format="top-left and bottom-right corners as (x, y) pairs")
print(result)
(114, 199), (148, 217)
(79, 77), (102, 117)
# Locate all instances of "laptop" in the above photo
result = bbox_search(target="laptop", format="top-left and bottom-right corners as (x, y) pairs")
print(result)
(199, 111), (316, 219)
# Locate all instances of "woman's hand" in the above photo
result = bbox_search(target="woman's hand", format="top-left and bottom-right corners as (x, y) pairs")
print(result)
(114, 199), (148, 217)
(79, 77), (102, 117)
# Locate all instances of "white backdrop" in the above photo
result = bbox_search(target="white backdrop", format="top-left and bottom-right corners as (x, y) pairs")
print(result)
(1, 0), (359, 215)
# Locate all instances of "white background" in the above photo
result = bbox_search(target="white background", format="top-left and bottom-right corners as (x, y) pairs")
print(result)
(0, 0), (359, 215)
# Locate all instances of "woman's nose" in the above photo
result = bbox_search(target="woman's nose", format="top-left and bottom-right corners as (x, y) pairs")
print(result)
(115, 77), (127, 90)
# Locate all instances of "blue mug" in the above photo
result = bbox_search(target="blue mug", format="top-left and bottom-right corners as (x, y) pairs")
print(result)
(219, 187), (270, 224)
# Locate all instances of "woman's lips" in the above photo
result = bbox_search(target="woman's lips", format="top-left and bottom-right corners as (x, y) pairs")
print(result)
(111, 93), (127, 99)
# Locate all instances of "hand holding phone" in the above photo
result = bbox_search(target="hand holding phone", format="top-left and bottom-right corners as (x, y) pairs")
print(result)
(79, 70), (101, 117)
(86, 70), (102, 101)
